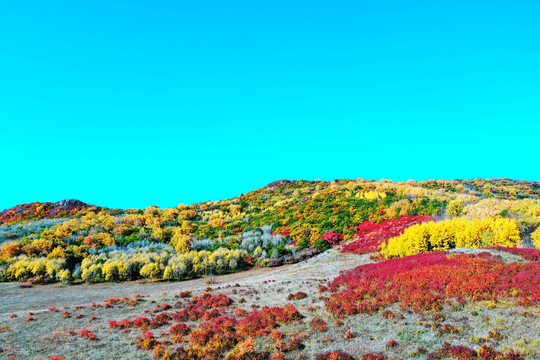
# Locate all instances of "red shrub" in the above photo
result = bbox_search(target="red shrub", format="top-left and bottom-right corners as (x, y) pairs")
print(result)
(315, 351), (356, 360)
(234, 308), (248, 318)
(150, 313), (171, 328)
(237, 304), (303, 337)
(170, 323), (191, 336)
(287, 292), (308, 301)
(177, 290), (192, 298)
(275, 337), (304, 352)
(342, 216), (433, 255)
(360, 354), (388, 360)
(489, 246), (540, 262)
(385, 339), (398, 348)
(309, 317), (327, 332)
(79, 328), (97, 340)
(326, 250), (540, 317)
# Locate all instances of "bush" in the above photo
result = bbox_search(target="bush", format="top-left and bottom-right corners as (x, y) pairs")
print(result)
(315, 351), (355, 360)
(381, 217), (520, 258)
(532, 227), (540, 249)
(314, 238), (332, 252)
(446, 200), (464, 217)
(296, 237), (311, 250)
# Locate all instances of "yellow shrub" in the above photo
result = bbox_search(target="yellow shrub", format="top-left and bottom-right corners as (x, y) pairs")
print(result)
(94, 232), (115, 247)
(47, 246), (66, 259)
(532, 227), (540, 249)
(358, 191), (387, 201)
(381, 217), (520, 258)
(171, 229), (192, 254)
(32, 239), (54, 252)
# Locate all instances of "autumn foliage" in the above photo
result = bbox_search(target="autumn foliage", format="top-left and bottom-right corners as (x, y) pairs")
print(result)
(342, 215), (433, 254)
(326, 249), (540, 317)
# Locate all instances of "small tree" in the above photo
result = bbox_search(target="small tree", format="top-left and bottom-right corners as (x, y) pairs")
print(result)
(446, 200), (464, 218)
(314, 238), (332, 252)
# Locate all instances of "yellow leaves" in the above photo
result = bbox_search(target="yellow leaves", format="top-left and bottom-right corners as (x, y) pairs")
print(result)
(208, 216), (226, 229)
(179, 209), (197, 220)
(0, 241), (22, 259)
(382, 217), (521, 258)
(32, 239), (53, 252)
(94, 232), (115, 247)
(140, 262), (163, 280)
(102, 260), (128, 281)
(446, 200), (465, 217)
(358, 191), (387, 201)
(532, 227), (540, 249)
(172, 233), (192, 255)
(47, 246), (66, 260)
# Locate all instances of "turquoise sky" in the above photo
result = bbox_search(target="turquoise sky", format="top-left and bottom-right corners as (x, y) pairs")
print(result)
(1, 1), (539, 210)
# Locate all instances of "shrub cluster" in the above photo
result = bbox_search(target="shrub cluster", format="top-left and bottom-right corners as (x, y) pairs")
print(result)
(381, 217), (520, 258)
(342, 216), (432, 255)
(326, 249), (540, 317)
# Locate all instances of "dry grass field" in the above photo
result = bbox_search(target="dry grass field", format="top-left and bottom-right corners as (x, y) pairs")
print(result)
(2, 246), (540, 359)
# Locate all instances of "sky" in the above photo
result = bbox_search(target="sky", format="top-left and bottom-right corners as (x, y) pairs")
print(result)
(0, 1), (539, 210)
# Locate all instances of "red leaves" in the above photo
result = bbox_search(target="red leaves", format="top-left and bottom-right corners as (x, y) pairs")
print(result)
(309, 317), (327, 332)
(430, 342), (524, 360)
(287, 292), (307, 301)
(103, 296), (137, 307)
(326, 249), (540, 317)
(237, 304), (302, 337)
(176, 290), (192, 298)
(385, 339), (398, 348)
(108, 291), (304, 360)
(79, 328), (97, 340)
(315, 351), (356, 360)
(136, 331), (160, 350)
(190, 292), (234, 309)
(342, 216), (433, 255)
(320, 232), (341, 245)
(489, 246), (540, 262)
(170, 323), (191, 336)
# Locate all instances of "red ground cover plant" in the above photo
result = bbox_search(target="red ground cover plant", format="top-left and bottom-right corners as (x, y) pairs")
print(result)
(360, 355), (388, 360)
(326, 249), (540, 317)
(314, 350), (356, 360)
(103, 296), (138, 307)
(287, 292), (308, 301)
(488, 246), (540, 261)
(320, 232), (342, 245)
(427, 342), (524, 360)
(79, 328), (97, 340)
(176, 290), (192, 298)
(342, 215), (432, 255)
(309, 317), (327, 332)
(108, 292), (304, 360)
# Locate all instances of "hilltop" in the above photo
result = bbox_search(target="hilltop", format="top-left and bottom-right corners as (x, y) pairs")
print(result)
(0, 199), (100, 226)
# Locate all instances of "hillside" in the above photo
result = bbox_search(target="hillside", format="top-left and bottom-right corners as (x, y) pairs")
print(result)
(0, 199), (101, 226)
(1, 178), (540, 359)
